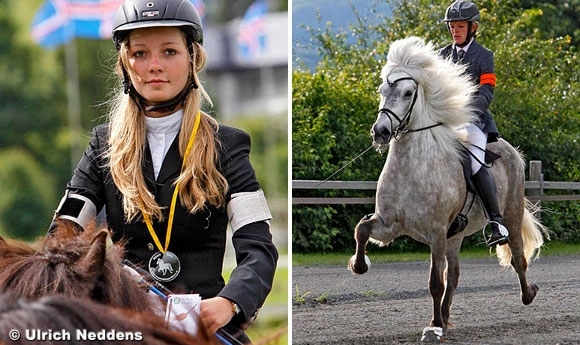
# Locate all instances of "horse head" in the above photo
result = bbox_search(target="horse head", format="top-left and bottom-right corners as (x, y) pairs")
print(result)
(0, 222), (237, 344)
(371, 36), (478, 150)
(0, 220), (152, 312)
(371, 71), (418, 146)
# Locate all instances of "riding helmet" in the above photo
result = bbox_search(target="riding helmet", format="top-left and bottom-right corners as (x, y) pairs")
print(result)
(442, 0), (480, 22)
(112, 0), (203, 50)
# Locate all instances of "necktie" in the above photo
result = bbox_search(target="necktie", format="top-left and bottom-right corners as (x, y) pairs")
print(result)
(457, 49), (465, 60)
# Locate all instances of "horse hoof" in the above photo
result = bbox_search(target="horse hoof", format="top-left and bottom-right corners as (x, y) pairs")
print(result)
(347, 255), (370, 274)
(522, 283), (539, 305)
(421, 326), (444, 342)
(363, 255), (372, 269)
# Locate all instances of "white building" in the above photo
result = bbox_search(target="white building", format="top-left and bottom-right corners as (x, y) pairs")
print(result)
(203, 11), (288, 120)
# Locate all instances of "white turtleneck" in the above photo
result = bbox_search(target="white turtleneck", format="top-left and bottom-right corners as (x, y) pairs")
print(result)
(145, 109), (183, 179)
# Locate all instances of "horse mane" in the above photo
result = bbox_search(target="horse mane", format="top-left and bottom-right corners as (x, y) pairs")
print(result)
(0, 220), (151, 312)
(382, 36), (479, 157)
(0, 222), (286, 344)
(0, 293), (217, 345)
(0, 236), (37, 258)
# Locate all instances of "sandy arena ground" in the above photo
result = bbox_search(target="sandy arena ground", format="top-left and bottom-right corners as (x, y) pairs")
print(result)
(292, 254), (580, 344)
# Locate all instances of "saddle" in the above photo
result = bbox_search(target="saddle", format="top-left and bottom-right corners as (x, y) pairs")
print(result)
(447, 146), (501, 239)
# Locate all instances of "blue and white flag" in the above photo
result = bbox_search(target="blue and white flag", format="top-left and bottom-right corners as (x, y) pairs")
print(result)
(237, 0), (268, 59)
(30, 0), (123, 48)
(30, 0), (205, 49)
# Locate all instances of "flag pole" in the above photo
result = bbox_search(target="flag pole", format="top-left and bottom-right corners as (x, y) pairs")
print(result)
(64, 37), (82, 173)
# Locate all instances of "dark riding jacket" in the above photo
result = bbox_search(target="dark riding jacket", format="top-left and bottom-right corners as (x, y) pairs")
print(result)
(60, 123), (278, 326)
(439, 39), (499, 141)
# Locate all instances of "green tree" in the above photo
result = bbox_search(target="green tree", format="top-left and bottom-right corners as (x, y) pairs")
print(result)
(0, 149), (57, 239)
(520, 0), (580, 43)
(0, 0), (72, 238)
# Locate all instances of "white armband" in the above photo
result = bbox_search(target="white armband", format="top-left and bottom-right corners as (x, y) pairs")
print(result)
(227, 190), (272, 233)
(54, 191), (97, 230)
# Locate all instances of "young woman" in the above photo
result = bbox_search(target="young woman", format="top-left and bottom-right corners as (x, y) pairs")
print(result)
(49, 0), (278, 342)
(439, 0), (509, 246)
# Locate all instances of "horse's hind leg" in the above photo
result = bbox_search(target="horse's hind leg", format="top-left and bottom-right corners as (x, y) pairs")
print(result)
(513, 254), (538, 305)
(502, 208), (539, 305)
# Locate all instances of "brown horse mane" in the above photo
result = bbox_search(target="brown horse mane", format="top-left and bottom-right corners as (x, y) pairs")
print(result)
(0, 221), (285, 345)
(0, 219), (151, 312)
(0, 292), (209, 345)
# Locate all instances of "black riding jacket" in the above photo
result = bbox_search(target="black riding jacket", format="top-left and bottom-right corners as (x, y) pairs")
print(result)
(439, 39), (499, 141)
(61, 123), (278, 324)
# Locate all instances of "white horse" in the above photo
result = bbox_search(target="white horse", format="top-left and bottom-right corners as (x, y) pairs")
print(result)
(347, 36), (548, 342)
(156, 258), (174, 275)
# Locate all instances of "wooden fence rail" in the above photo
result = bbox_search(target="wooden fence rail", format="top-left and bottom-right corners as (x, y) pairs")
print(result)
(292, 160), (580, 205)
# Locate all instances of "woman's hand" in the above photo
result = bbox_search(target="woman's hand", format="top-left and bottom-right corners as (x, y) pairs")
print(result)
(199, 296), (235, 335)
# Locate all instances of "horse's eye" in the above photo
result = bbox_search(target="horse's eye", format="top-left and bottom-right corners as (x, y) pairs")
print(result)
(404, 90), (414, 98)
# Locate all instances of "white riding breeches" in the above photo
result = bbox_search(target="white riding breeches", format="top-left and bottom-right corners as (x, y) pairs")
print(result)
(464, 123), (488, 174)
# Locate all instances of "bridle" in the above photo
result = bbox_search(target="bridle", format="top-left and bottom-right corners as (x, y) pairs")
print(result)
(377, 75), (443, 140)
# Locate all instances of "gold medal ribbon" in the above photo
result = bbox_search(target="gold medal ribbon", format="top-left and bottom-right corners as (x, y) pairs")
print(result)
(141, 111), (201, 253)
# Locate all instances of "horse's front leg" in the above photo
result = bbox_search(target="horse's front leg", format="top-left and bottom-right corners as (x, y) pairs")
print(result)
(441, 237), (463, 327)
(348, 214), (375, 274)
(421, 236), (447, 342)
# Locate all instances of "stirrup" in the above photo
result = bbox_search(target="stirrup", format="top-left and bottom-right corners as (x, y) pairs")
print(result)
(483, 221), (509, 246)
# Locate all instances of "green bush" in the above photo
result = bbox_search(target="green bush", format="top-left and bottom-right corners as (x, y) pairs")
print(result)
(292, 65), (384, 253)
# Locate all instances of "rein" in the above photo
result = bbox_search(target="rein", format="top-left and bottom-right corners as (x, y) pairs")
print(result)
(379, 76), (443, 139)
(312, 145), (375, 188)
(459, 142), (493, 169)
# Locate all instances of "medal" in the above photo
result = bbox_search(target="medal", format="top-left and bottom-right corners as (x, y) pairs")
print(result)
(140, 111), (201, 283)
(149, 251), (181, 282)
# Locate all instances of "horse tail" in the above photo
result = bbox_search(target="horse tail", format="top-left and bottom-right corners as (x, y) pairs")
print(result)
(496, 199), (549, 267)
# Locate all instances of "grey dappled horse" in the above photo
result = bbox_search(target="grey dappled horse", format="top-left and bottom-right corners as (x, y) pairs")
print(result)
(347, 37), (548, 342)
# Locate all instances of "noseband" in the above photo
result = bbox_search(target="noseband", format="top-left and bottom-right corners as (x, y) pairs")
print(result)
(378, 75), (442, 139)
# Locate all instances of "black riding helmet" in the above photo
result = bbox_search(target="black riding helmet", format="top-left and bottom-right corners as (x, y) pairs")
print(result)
(442, 0), (480, 22)
(442, 0), (480, 47)
(111, 0), (203, 112)
(112, 0), (203, 50)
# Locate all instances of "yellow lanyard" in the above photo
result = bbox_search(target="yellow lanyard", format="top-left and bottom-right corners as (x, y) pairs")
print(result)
(141, 111), (201, 253)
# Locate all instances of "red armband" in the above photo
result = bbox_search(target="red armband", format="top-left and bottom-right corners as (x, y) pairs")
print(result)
(480, 73), (496, 87)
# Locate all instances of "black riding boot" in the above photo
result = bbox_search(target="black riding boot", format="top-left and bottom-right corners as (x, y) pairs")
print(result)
(472, 167), (510, 246)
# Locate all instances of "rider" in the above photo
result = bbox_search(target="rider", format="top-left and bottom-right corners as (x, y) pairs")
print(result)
(439, 0), (509, 246)
(48, 0), (278, 343)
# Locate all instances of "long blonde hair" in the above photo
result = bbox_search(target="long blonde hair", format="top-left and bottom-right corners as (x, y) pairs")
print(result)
(106, 34), (228, 222)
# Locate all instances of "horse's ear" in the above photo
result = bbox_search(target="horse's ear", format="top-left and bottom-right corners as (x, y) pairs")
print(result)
(78, 229), (109, 277)
(0, 236), (6, 254)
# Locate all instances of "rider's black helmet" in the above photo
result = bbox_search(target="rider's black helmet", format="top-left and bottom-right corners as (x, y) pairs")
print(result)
(112, 0), (203, 50)
(442, 0), (480, 22)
